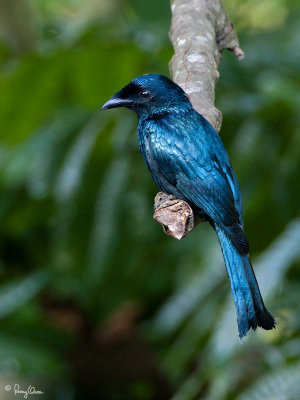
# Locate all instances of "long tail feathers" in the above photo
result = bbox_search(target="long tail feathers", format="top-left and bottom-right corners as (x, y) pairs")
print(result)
(215, 225), (275, 338)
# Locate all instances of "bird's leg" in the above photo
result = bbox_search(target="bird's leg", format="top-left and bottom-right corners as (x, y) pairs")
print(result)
(153, 192), (204, 240)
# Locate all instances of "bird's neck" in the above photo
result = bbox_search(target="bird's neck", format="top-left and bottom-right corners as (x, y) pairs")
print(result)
(138, 105), (192, 122)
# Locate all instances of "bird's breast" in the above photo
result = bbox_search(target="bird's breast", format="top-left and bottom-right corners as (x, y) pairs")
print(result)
(137, 123), (160, 172)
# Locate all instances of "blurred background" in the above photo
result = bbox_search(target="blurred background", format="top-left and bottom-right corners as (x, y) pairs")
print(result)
(0, 0), (300, 399)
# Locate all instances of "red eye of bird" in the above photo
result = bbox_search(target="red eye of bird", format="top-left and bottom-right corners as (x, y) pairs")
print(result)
(140, 90), (151, 99)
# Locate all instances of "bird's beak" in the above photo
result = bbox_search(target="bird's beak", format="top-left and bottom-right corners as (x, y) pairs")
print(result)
(101, 97), (134, 110)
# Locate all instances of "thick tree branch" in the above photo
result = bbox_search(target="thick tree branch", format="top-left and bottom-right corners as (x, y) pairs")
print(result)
(153, 0), (244, 239)
(169, 0), (243, 131)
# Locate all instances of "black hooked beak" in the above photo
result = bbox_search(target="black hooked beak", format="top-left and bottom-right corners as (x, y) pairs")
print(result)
(101, 92), (134, 110)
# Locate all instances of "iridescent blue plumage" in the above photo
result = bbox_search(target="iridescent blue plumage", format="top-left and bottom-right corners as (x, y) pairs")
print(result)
(102, 73), (275, 337)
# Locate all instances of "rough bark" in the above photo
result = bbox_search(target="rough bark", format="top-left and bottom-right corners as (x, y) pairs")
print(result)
(153, 0), (244, 239)
(154, 192), (204, 240)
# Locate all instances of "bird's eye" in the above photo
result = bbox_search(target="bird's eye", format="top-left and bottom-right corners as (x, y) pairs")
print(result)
(139, 90), (151, 99)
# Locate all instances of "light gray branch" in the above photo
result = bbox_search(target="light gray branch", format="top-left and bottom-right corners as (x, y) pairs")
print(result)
(153, 0), (244, 239)
(169, 0), (243, 132)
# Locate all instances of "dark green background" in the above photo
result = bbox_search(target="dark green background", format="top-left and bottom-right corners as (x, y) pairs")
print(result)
(0, 0), (299, 399)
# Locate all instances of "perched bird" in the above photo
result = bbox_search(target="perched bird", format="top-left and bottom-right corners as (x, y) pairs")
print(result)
(102, 74), (275, 337)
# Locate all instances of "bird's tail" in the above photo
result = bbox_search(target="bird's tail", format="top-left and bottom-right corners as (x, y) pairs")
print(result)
(215, 225), (275, 337)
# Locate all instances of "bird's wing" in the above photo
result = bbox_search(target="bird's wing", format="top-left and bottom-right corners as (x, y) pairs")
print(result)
(148, 115), (241, 230)
(176, 158), (239, 229)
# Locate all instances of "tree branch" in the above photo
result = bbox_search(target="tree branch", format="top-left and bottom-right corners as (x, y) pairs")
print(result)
(153, 0), (244, 239)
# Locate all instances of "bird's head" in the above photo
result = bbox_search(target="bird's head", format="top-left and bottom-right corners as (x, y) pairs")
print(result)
(101, 74), (191, 117)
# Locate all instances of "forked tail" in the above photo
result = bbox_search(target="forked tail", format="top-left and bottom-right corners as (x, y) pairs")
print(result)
(215, 225), (275, 337)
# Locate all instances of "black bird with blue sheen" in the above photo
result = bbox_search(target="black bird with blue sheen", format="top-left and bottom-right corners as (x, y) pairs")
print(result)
(102, 74), (275, 338)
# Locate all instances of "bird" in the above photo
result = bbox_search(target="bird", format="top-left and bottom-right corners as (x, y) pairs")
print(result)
(102, 73), (275, 338)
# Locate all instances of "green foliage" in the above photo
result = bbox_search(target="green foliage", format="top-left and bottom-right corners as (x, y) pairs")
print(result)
(0, 0), (299, 399)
